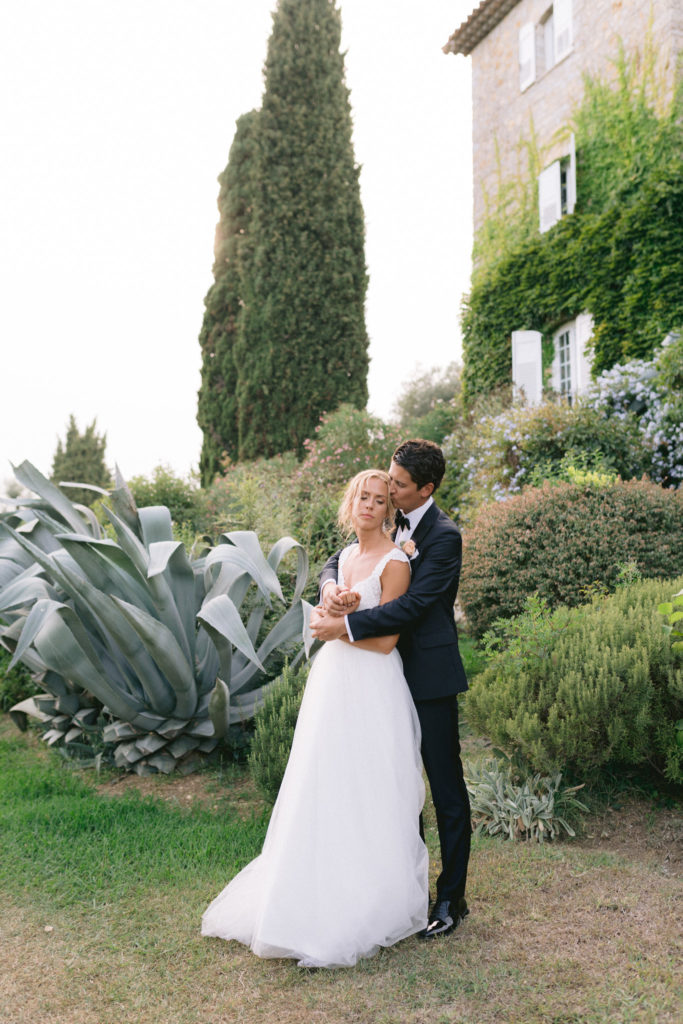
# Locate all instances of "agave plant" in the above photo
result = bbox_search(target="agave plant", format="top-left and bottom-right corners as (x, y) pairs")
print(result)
(0, 461), (313, 775)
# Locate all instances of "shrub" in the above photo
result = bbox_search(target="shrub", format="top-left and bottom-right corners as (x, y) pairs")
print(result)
(202, 452), (300, 547)
(460, 479), (683, 637)
(466, 577), (683, 783)
(127, 464), (207, 533)
(441, 396), (649, 525)
(584, 331), (683, 488)
(248, 662), (309, 804)
(464, 759), (588, 842)
(0, 647), (38, 712)
(296, 404), (402, 493)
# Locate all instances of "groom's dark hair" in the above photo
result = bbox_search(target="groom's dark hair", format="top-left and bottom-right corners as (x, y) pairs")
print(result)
(392, 439), (446, 492)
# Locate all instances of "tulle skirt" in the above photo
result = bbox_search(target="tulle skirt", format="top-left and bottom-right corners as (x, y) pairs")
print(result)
(201, 639), (429, 968)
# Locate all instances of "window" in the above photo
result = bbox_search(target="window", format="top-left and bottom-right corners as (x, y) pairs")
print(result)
(511, 315), (593, 408)
(520, 0), (573, 90)
(556, 328), (573, 401)
(538, 133), (576, 232)
(550, 314), (594, 401)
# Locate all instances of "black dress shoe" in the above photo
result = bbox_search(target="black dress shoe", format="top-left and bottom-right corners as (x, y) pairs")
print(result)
(420, 897), (469, 939)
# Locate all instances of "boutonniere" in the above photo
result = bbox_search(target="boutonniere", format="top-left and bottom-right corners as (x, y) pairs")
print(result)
(400, 539), (418, 558)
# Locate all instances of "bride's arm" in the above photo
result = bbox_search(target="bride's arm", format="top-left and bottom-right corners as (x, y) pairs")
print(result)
(340, 559), (410, 654)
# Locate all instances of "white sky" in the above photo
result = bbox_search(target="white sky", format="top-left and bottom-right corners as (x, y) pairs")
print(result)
(1, 0), (474, 484)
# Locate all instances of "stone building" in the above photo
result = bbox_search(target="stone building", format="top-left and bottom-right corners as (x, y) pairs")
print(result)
(444, 0), (682, 404)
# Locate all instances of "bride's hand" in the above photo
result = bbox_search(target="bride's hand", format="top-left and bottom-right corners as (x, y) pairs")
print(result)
(322, 584), (361, 616)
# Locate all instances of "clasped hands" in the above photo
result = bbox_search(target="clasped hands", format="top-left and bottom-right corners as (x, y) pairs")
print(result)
(309, 584), (361, 642)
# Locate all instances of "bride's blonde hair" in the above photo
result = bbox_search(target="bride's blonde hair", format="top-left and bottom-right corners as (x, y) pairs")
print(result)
(337, 469), (395, 537)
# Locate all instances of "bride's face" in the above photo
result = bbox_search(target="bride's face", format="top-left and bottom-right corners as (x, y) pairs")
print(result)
(351, 476), (389, 533)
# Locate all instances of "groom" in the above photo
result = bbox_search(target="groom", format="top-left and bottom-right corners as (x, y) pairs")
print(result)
(311, 438), (471, 938)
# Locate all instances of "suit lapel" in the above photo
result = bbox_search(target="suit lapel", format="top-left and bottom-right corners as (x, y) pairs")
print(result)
(410, 501), (440, 550)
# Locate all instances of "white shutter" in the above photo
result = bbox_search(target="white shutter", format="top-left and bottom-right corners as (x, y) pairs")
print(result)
(538, 161), (561, 232)
(544, 14), (555, 69)
(554, 0), (573, 61)
(567, 132), (576, 214)
(519, 23), (536, 91)
(511, 330), (543, 406)
(574, 313), (594, 394)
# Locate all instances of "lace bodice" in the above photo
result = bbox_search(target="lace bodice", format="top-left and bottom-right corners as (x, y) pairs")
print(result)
(338, 546), (409, 611)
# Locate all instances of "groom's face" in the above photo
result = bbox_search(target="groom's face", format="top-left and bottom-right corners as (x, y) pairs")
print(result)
(388, 461), (434, 513)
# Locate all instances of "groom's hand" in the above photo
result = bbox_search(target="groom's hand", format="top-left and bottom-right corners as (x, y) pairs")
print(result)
(310, 609), (349, 642)
(321, 583), (361, 616)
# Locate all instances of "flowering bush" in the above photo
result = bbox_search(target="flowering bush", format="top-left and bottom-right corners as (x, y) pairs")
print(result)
(441, 333), (682, 525)
(296, 404), (402, 494)
(441, 398), (647, 525)
(584, 331), (683, 488)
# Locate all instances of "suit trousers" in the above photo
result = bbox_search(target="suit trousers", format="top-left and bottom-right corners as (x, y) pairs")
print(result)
(415, 694), (471, 903)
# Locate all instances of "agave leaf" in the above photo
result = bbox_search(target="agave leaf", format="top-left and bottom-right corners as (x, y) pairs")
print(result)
(267, 537), (309, 601)
(55, 536), (154, 612)
(231, 602), (304, 696)
(73, 523), (193, 663)
(70, 502), (103, 538)
(0, 567), (57, 614)
(25, 603), (148, 720)
(147, 541), (196, 643)
(245, 605), (267, 645)
(56, 560), (176, 716)
(301, 599), (318, 659)
(138, 506), (174, 547)
(59, 481), (110, 497)
(208, 531), (284, 603)
(208, 677), (230, 738)
(111, 597), (197, 720)
(203, 560), (250, 605)
(11, 461), (94, 535)
(195, 626), (220, 693)
(9, 696), (50, 731)
(198, 593), (265, 676)
(9, 599), (60, 670)
(229, 680), (276, 723)
(101, 505), (150, 574)
(108, 466), (140, 534)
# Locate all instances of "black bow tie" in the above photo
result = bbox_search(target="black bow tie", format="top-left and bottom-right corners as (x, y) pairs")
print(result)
(394, 510), (411, 531)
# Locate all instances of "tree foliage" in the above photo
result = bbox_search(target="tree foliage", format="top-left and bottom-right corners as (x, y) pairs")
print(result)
(50, 415), (111, 507)
(197, 111), (259, 485)
(197, 0), (369, 472)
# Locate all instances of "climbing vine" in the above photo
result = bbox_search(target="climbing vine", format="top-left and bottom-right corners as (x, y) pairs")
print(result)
(462, 43), (683, 400)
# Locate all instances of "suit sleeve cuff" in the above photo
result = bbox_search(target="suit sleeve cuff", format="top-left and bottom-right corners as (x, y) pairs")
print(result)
(345, 614), (355, 642)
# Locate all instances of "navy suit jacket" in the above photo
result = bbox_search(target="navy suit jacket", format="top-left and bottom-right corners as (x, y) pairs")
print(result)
(319, 502), (468, 702)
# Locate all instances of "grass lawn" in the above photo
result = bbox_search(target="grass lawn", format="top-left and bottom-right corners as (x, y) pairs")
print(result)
(0, 716), (680, 1024)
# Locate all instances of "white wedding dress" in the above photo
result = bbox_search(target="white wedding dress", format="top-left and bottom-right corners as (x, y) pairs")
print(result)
(201, 546), (429, 968)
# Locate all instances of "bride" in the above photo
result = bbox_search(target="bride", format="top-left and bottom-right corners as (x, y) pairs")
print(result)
(201, 469), (428, 968)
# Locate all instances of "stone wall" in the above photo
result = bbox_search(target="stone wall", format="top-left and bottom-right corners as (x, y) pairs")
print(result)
(470, 0), (681, 231)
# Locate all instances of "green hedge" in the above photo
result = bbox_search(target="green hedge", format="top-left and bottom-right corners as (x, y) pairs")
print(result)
(466, 577), (683, 783)
(460, 479), (683, 637)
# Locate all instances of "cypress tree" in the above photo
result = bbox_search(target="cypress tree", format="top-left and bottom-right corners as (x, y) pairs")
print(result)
(50, 415), (111, 506)
(197, 111), (259, 485)
(234, 0), (369, 460)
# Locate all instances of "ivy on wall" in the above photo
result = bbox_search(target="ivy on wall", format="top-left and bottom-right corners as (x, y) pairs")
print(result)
(462, 45), (683, 400)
